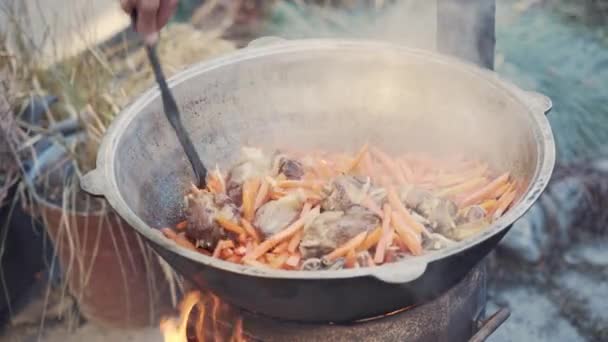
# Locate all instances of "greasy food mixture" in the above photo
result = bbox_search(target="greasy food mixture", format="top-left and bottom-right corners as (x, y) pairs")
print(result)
(161, 145), (518, 270)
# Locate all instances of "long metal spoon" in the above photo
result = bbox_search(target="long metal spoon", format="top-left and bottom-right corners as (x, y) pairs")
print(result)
(131, 12), (207, 187)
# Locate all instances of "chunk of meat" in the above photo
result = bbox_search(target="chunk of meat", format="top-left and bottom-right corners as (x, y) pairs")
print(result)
(458, 205), (486, 224)
(399, 186), (457, 233)
(299, 205), (380, 258)
(321, 175), (385, 212)
(225, 147), (272, 205)
(185, 189), (239, 249)
(278, 158), (304, 180)
(253, 192), (304, 238)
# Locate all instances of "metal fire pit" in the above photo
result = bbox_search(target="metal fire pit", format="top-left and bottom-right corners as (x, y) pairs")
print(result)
(191, 263), (508, 341)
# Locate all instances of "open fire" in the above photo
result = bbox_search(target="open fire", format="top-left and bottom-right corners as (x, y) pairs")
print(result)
(160, 291), (246, 342)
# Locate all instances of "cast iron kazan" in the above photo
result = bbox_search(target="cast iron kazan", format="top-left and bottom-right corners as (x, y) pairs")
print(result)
(81, 38), (555, 323)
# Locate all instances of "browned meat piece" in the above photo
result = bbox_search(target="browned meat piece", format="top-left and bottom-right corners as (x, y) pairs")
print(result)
(225, 147), (272, 205)
(299, 205), (379, 258)
(253, 192), (304, 238)
(185, 189), (239, 249)
(321, 175), (385, 212)
(399, 186), (457, 233)
(278, 158), (304, 180)
(457, 205), (486, 224)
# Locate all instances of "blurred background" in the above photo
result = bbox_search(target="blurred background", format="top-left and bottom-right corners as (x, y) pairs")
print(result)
(0, 0), (607, 341)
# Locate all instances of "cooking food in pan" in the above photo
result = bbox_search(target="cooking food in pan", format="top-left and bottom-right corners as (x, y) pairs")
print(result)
(161, 145), (518, 271)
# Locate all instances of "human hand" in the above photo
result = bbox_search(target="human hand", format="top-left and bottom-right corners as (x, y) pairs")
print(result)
(120, 0), (179, 44)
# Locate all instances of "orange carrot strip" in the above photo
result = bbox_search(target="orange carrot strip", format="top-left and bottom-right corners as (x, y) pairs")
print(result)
(362, 197), (383, 217)
(175, 236), (196, 251)
(216, 217), (247, 236)
(221, 248), (234, 259)
(240, 218), (260, 242)
(323, 231), (368, 262)
(242, 178), (261, 221)
(344, 249), (357, 268)
(269, 252), (290, 269)
(246, 204), (316, 260)
(285, 254), (301, 268)
(213, 240), (228, 258)
(387, 188), (427, 235)
(273, 241), (289, 254)
(398, 159), (415, 183)
(175, 220), (188, 231)
(390, 212), (422, 256)
(493, 190), (517, 220)
(360, 152), (378, 180)
(253, 180), (270, 211)
(161, 228), (177, 239)
(345, 143), (369, 173)
(277, 180), (323, 190)
(374, 204), (392, 264)
(437, 164), (488, 187)
(460, 172), (510, 207)
(480, 199), (498, 213)
(357, 225), (382, 252)
(436, 177), (487, 197)
(287, 230), (303, 253)
(372, 147), (408, 186)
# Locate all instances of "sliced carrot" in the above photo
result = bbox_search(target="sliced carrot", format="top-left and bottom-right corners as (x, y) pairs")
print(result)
(480, 199), (498, 215)
(492, 189), (517, 220)
(277, 180), (323, 190)
(374, 204), (392, 264)
(490, 181), (511, 200)
(161, 228), (177, 239)
(387, 188), (427, 235)
(345, 143), (369, 173)
(221, 248), (234, 259)
(398, 159), (415, 183)
(285, 253), (301, 269)
(269, 252), (290, 269)
(242, 178), (261, 222)
(323, 231), (368, 262)
(273, 241), (289, 254)
(175, 220), (188, 231)
(436, 177), (487, 197)
(216, 217), (247, 236)
(460, 172), (510, 207)
(287, 230), (303, 253)
(437, 164), (488, 187)
(390, 212), (422, 256)
(344, 249), (357, 268)
(357, 225), (382, 252)
(213, 240), (227, 258)
(246, 204), (317, 260)
(240, 218), (260, 242)
(174, 235), (197, 251)
(372, 147), (407, 186)
(253, 179), (270, 211)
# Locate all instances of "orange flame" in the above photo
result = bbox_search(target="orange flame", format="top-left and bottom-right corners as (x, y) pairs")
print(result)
(161, 291), (247, 342)
(161, 292), (201, 342)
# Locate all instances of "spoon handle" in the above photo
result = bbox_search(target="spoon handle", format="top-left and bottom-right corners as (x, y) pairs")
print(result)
(131, 11), (207, 187)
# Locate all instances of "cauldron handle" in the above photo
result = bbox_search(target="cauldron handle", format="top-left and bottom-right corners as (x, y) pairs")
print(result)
(80, 169), (106, 197)
(369, 261), (428, 284)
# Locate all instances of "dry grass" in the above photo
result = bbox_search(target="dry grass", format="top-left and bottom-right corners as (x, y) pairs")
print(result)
(1, 0), (238, 331)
